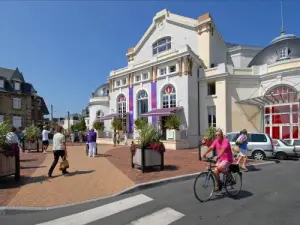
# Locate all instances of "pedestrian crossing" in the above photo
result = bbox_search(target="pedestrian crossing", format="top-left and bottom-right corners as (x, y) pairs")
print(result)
(35, 194), (185, 225)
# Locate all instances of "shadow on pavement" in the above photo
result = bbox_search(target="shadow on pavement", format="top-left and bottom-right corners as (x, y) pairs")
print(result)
(246, 165), (262, 172)
(95, 154), (112, 157)
(210, 190), (253, 202)
(66, 170), (95, 176)
(20, 158), (38, 162)
(20, 166), (47, 170)
(138, 165), (179, 173)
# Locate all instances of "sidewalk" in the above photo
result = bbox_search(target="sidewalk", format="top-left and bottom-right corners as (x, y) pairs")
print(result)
(0, 144), (266, 208)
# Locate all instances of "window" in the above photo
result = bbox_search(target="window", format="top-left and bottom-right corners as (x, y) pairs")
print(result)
(277, 47), (289, 60)
(117, 95), (127, 130)
(14, 82), (20, 91)
(12, 116), (22, 129)
(225, 133), (239, 142)
(142, 73), (148, 80)
(0, 80), (3, 88)
(207, 106), (216, 127)
(152, 36), (171, 55)
(122, 79), (127, 85)
(273, 140), (280, 146)
(13, 98), (22, 109)
(162, 85), (176, 108)
(116, 80), (120, 87)
(135, 75), (140, 82)
(207, 82), (216, 95)
(137, 90), (148, 117)
(250, 134), (267, 142)
(169, 65), (176, 73)
(0, 115), (3, 123)
(294, 140), (300, 146)
(284, 139), (292, 145)
(159, 68), (167, 76)
(96, 110), (103, 117)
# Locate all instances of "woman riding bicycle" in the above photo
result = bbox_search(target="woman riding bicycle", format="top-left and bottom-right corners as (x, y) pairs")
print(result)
(202, 128), (234, 191)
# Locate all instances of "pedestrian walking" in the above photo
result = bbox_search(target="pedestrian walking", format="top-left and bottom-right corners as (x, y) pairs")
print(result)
(113, 130), (117, 147)
(88, 128), (97, 157)
(235, 129), (248, 171)
(124, 130), (128, 146)
(48, 126), (69, 177)
(42, 126), (50, 153)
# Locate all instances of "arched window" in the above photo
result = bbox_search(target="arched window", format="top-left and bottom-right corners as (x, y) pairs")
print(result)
(162, 85), (176, 108)
(265, 84), (297, 103)
(152, 36), (171, 55)
(117, 94), (127, 130)
(96, 110), (103, 117)
(137, 90), (148, 117)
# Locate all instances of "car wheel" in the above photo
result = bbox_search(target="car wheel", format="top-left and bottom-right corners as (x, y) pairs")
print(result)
(276, 152), (288, 160)
(252, 151), (265, 160)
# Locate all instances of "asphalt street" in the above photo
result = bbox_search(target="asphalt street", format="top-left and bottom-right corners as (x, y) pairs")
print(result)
(1, 160), (300, 225)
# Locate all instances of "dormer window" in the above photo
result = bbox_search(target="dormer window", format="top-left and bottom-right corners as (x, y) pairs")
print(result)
(152, 36), (171, 55)
(0, 80), (3, 88)
(276, 46), (290, 61)
(14, 82), (20, 91)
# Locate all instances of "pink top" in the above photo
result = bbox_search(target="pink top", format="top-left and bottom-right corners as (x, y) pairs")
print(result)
(211, 138), (233, 163)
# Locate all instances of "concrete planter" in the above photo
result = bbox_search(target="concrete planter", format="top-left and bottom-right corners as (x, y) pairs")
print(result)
(166, 129), (180, 141)
(131, 148), (164, 173)
(0, 147), (20, 181)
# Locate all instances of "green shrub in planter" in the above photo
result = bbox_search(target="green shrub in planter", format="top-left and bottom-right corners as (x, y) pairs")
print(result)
(165, 115), (181, 130)
(111, 118), (123, 131)
(24, 125), (40, 142)
(204, 126), (217, 141)
(0, 122), (11, 147)
(93, 121), (105, 132)
(134, 118), (148, 130)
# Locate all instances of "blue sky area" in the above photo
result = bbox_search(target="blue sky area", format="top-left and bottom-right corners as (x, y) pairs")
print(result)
(0, 1), (299, 118)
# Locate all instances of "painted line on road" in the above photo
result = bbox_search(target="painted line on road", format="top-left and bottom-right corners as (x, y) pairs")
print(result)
(35, 194), (153, 225)
(127, 207), (184, 225)
(0, 160), (276, 214)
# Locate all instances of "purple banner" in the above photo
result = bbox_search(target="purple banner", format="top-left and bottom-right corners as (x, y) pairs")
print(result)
(151, 82), (157, 125)
(129, 87), (134, 133)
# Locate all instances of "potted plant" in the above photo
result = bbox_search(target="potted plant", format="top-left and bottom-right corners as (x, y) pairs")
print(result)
(200, 126), (216, 159)
(93, 120), (105, 137)
(24, 125), (40, 151)
(130, 124), (165, 172)
(134, 117), (148, 140)
(111, 118), (123, 136)
(0, 122), (20, 180)
(165, 115), (181, 140)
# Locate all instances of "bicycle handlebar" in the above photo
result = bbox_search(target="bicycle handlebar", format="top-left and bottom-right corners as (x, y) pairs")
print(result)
(203, 157), (217, 164)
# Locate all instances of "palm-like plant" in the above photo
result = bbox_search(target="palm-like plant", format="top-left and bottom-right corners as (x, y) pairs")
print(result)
(0, 122), (11, 148)
(24, 125), (40, 142)
(111, 119), (123, 131)
(93, 121), (105, 132)
(134, 118), (148, 130)
(139, 124), (161, 149)
(165, 115), (181, 130)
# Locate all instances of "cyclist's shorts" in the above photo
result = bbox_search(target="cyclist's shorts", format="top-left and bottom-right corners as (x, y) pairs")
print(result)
(216, 160), (231, 170)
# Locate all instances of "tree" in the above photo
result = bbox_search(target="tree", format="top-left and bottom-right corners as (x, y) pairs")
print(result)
(93, 121), (104, 132)
(75, 118), (87, 132)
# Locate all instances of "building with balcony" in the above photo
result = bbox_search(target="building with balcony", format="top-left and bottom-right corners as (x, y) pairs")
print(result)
(90, 9), (300, 149)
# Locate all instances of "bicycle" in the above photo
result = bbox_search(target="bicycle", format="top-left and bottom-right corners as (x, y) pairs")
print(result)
(193, 157), (242, 202)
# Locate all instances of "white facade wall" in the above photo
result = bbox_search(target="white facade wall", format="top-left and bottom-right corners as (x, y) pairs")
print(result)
(89, 103), (110, 131)
(134, 21), (198, 65)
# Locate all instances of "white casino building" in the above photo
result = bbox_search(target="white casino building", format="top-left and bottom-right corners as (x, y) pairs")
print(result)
(88, 9), (300, 149)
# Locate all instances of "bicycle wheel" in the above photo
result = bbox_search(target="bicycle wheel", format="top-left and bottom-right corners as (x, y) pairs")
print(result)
(225, 172), (242, 197)
(193, 172), (215, 202)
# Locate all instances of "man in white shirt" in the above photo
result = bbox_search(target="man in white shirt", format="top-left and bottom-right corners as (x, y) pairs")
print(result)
(48, 126), (68, 177)
(42, 126), (50, 154)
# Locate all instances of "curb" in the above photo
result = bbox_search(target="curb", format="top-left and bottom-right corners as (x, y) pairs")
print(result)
(0, 160), (275, 215)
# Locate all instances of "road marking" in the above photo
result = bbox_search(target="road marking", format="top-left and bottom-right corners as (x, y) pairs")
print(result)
(35, 194), (153, 225)
(127, 207), (184, 225)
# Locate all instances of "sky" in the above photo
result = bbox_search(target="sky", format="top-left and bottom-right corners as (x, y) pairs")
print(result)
(0, 0), (299, 118)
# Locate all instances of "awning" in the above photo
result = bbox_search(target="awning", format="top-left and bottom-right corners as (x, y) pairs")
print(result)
(236, 91), (300, 107)
(141, 107), (183, 117)
(98, 113), (121, 121)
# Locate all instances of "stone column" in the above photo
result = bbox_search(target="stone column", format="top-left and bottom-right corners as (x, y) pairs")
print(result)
(178, 58), (183, 76)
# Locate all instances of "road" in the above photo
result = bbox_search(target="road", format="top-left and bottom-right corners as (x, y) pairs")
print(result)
(1, 160), (300, 225)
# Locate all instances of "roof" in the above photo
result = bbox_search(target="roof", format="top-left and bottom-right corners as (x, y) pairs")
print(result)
(248, 33), (300, 67)
(40, 97), (49, 115)
(93, 83), (109, 97)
